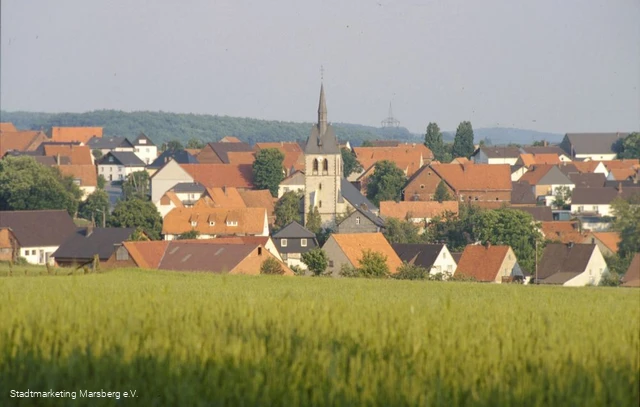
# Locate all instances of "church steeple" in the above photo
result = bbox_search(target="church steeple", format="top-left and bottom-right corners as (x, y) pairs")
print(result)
(318, 83), (327, 135)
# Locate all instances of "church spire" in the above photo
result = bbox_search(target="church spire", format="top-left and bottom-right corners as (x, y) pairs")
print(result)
(318, 83), (327, 135)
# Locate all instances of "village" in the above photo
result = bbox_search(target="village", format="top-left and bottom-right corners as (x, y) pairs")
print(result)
(0, 85), (638, 287)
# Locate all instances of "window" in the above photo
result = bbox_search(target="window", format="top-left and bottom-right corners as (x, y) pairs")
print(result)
(301, 238), (307, 247)
(319, 183), (322, 190)
(191, 221), (197, 227)
(24, 249), (28, 256)
(355, 217), (360, 225)
(460, 195), (464, 201)
(313, 159), (319, 173)
(319, 201), (322, 208)
(579, 206), (584, 212)
(329, 260), (334, 267)
(258, 247), (263, 256)
(282, 253), (287, 260)
(284, 187), (290, 192)
(281, 239), (288, 247)
(420, 184), (425, 189)
(119, 167), (123, 172)
(443, 252), (447, 259)
(73, 179), (81, 185)
(209, 221), (215, 226)
(139, 139), (147, 144)
(226, 221), (238, 227)
(146, 148), (150, 152)
(32, 250), (36, 255)
(322, 159), (329, 173)
(110, 167), (113, 172)
(592, 206), (598, 212)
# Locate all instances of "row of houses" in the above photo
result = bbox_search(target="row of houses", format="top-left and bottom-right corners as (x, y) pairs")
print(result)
(1, 210), (638, 287)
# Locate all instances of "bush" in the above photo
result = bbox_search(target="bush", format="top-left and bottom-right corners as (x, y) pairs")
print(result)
(290, 265), (305, 276)
(393, 263), (429, 280)
(339, 263), (360, 278)
(301, 248), (328, 277)
(260, 257), (285, 275)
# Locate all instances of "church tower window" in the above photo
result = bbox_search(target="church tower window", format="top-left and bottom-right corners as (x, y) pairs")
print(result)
(322, 159), (329, 174)
(319, 200), (322, 208)
(313, 159), (319, 174)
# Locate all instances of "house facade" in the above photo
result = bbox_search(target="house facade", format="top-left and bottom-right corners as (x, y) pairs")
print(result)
(162, 207), (269, 240)
(322, 232), (402, 277)
(455, 244), (525, 283)
(537, 243), (607, 286)
(392, 243), (457, 278)
(471, 146), (521, 165)
(53, 227), (137, 268)
(272, 221), (318, 269)
(560, 133), (627, 161)
(131, 133), (158, 164)
(336, 207), (385, 234)
(97, 151), (146, 181)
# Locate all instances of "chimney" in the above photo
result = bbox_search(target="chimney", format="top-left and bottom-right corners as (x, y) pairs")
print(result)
(485, 241), (491, 249)
(86, 224), (94, 237)
(56, 154), (61, 165)
(223, 185), (227, 195)
(617, 182), (623, 194)
(567, 242), (574, 249)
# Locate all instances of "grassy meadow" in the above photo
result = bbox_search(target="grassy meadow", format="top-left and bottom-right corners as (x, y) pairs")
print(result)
(1, 268), (638, 406)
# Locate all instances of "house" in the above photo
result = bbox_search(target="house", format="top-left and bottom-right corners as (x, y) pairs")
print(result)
(42, 144), (94, 165)
(0, 210), (77, 265)
(238, 189), (276, 225)
(403, 163), (512, 207)
(621, 253), (640, 287)
(541, 221), (585, 244)
(568, 173), (606, 189)
(278, 171), (305, 198)
(322, 233), (402, 277)
(536, 243), (607, 286)
(0, 228), (19, 262)
(582, 232), (621, 257)
(169, 182), (207, 206)
(2, 150), (71, 166)
(515, 153), (562, 167)
(162, 207), (269, 240)
(471, 146), (522, 165)
(519, 165), (574, 205)
(272, 221), (318, 269)
(510, 165), (528, 181)
(352, 143), (434, 182)
(336, 206), (385, 234)
(96, 151), (146, 181)
(520, 144), (569, 159)
(510, 182), (536, 206)
(52, 227), (136, 268)
(181, 163), (254, 190)
(147, 149), (199, 174)
(570, 185), (637, 216)
(50, 127), (103, 144)
(87, 136), (135, 156)
(124, 240), (292, 275)
(220, 136), (242, 143)
(516, 207), (553, 222)
(560, 132), (628, 161)
(607, 168), (637, 181)
(0, 130), (48, 156)
(197, 142), (253, 164)
(57, 165), (98, 200)
(131, 133), (157, 165)
(380, 201), (459, 223)
(391, 243), (457, 278)
(455, 244), (525, 283)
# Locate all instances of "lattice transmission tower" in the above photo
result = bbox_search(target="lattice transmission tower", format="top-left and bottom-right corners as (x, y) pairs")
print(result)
(381, 102), (400, 128)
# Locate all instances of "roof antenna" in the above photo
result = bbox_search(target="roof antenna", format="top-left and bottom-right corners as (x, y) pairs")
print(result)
(320, 65), (324, 82)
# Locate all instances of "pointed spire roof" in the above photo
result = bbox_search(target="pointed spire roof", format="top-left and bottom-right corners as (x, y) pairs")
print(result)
(304, 83), (339, 155)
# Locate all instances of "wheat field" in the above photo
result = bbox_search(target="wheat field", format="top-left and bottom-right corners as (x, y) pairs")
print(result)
(1, 269), (638, 406)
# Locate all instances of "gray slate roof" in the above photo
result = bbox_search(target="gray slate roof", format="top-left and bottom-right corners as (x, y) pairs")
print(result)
(514, 206), (553, 222)
(511, 182), (536, 205)
(340, 179), (378, 212)
(0, 210), (77, 247)
(172, 182), (206, 193)
(537, 243), (596, 284)
(571, 187), (637, 205)
(562, 133), (628, 155)
(538, 166), (573, 185)
(97, 151), (145, 167)
(132, 132), (156, 146)
(273, 221), (316, 238)
(392, 243), (445, 269)
(53, 227), (135, 261)
(520, 145), (566, 155)
(477, 146), (522, 159)
(148, 150), (199, 169)
(568, 173), (606, 189)
(87, 136), (134, 150)
(304, 125), (340, 154)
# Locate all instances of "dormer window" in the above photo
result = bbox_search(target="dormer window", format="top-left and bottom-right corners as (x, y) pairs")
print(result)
(226, 221), (238, 227)
(108, 157), (114, 163)
(139, 139), (147, 144)
(209, 221), (215, 226)
(281, 239), (288, 247)
(191, 221), (197, 227)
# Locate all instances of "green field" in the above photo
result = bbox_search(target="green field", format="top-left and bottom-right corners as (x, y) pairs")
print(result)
(1, 269), (638, 406)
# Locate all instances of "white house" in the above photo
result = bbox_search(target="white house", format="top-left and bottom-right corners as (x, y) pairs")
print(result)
(0, 210), (78, 265)
(161, 207), (270, 240)
(131, 133), (158, 165)
(97, 151), (146, 181)
(560, 133), (627, 161)
(87, 136), (135, 156)
(570, 186), (635, 217)
(278, 171), (305, 198)
(537, 243), (607, 286)
(391, 243), (458, 279)
(471, 146), (522, 165)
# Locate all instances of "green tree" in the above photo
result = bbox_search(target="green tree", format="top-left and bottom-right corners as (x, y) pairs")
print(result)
(301, 248), (329, 276)
(253, 148), (285, 197)
(92, 149), (103, 159)
(109, 197), (163, 240)
(452, 121), (475, 158)
(357, 249), (391, 278)
(424, 122), (447, 162)
(365, 160), (407, 206)
(0, 156), (81, 216)
(423, 206), (479, 251)
(177, 230), (200, 240)
(361, 140), (374, 147)
(433, 180), (453, 202)
(186, 138), (205, 149)
(383, 218), (422, 244)
(615, 132), (640, 159)
(341, 147), (363, 178)
(532, 140), (547, 147)
(393, 262), (429, 280)
(274, 191), (302, 229)
(163, 140), (184, 152)
(610, 195), (640, 258)
(78, 190), (110, 227)
(306, 206), (322, 234)
(260, 257), (285, 275)
(122, 171), (150, 200)
(552, 186), (572, 210)
(97, 174), (106, 190)
(472, 208), (543, 273)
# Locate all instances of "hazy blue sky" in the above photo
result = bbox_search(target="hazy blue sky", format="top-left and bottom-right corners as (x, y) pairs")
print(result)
(1, 0), (639, 133)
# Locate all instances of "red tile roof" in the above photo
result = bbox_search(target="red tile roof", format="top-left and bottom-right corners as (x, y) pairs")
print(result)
(50, 127), (103, 143)
(43, 145), (93, 165)
(432, 163), (512, 191)
(162, 207), (267, 236)
(180, 163), (254, 189)
(0, 122), (17, 132)
(57, 164), (98, 187)
(0, 131), (47, 156)
(541, 221), (585, 244)
(123, 241), (170, 269)
(456, 245), (511, 282)
(380, 201), (459, 220)
(354, 144), (433, 177)
(330, 233), (403, 274)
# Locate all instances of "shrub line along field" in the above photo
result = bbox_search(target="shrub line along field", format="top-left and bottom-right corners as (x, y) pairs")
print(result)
(1, 268), (638, 406)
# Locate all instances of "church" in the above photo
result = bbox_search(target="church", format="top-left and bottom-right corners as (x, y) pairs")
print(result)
(302, 84), (383, 230)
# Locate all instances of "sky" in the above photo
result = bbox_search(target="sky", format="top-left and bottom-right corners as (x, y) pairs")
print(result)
(1, 0), (639, 134)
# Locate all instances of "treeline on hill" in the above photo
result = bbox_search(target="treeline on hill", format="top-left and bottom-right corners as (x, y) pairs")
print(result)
(0, 110), (422, 146)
